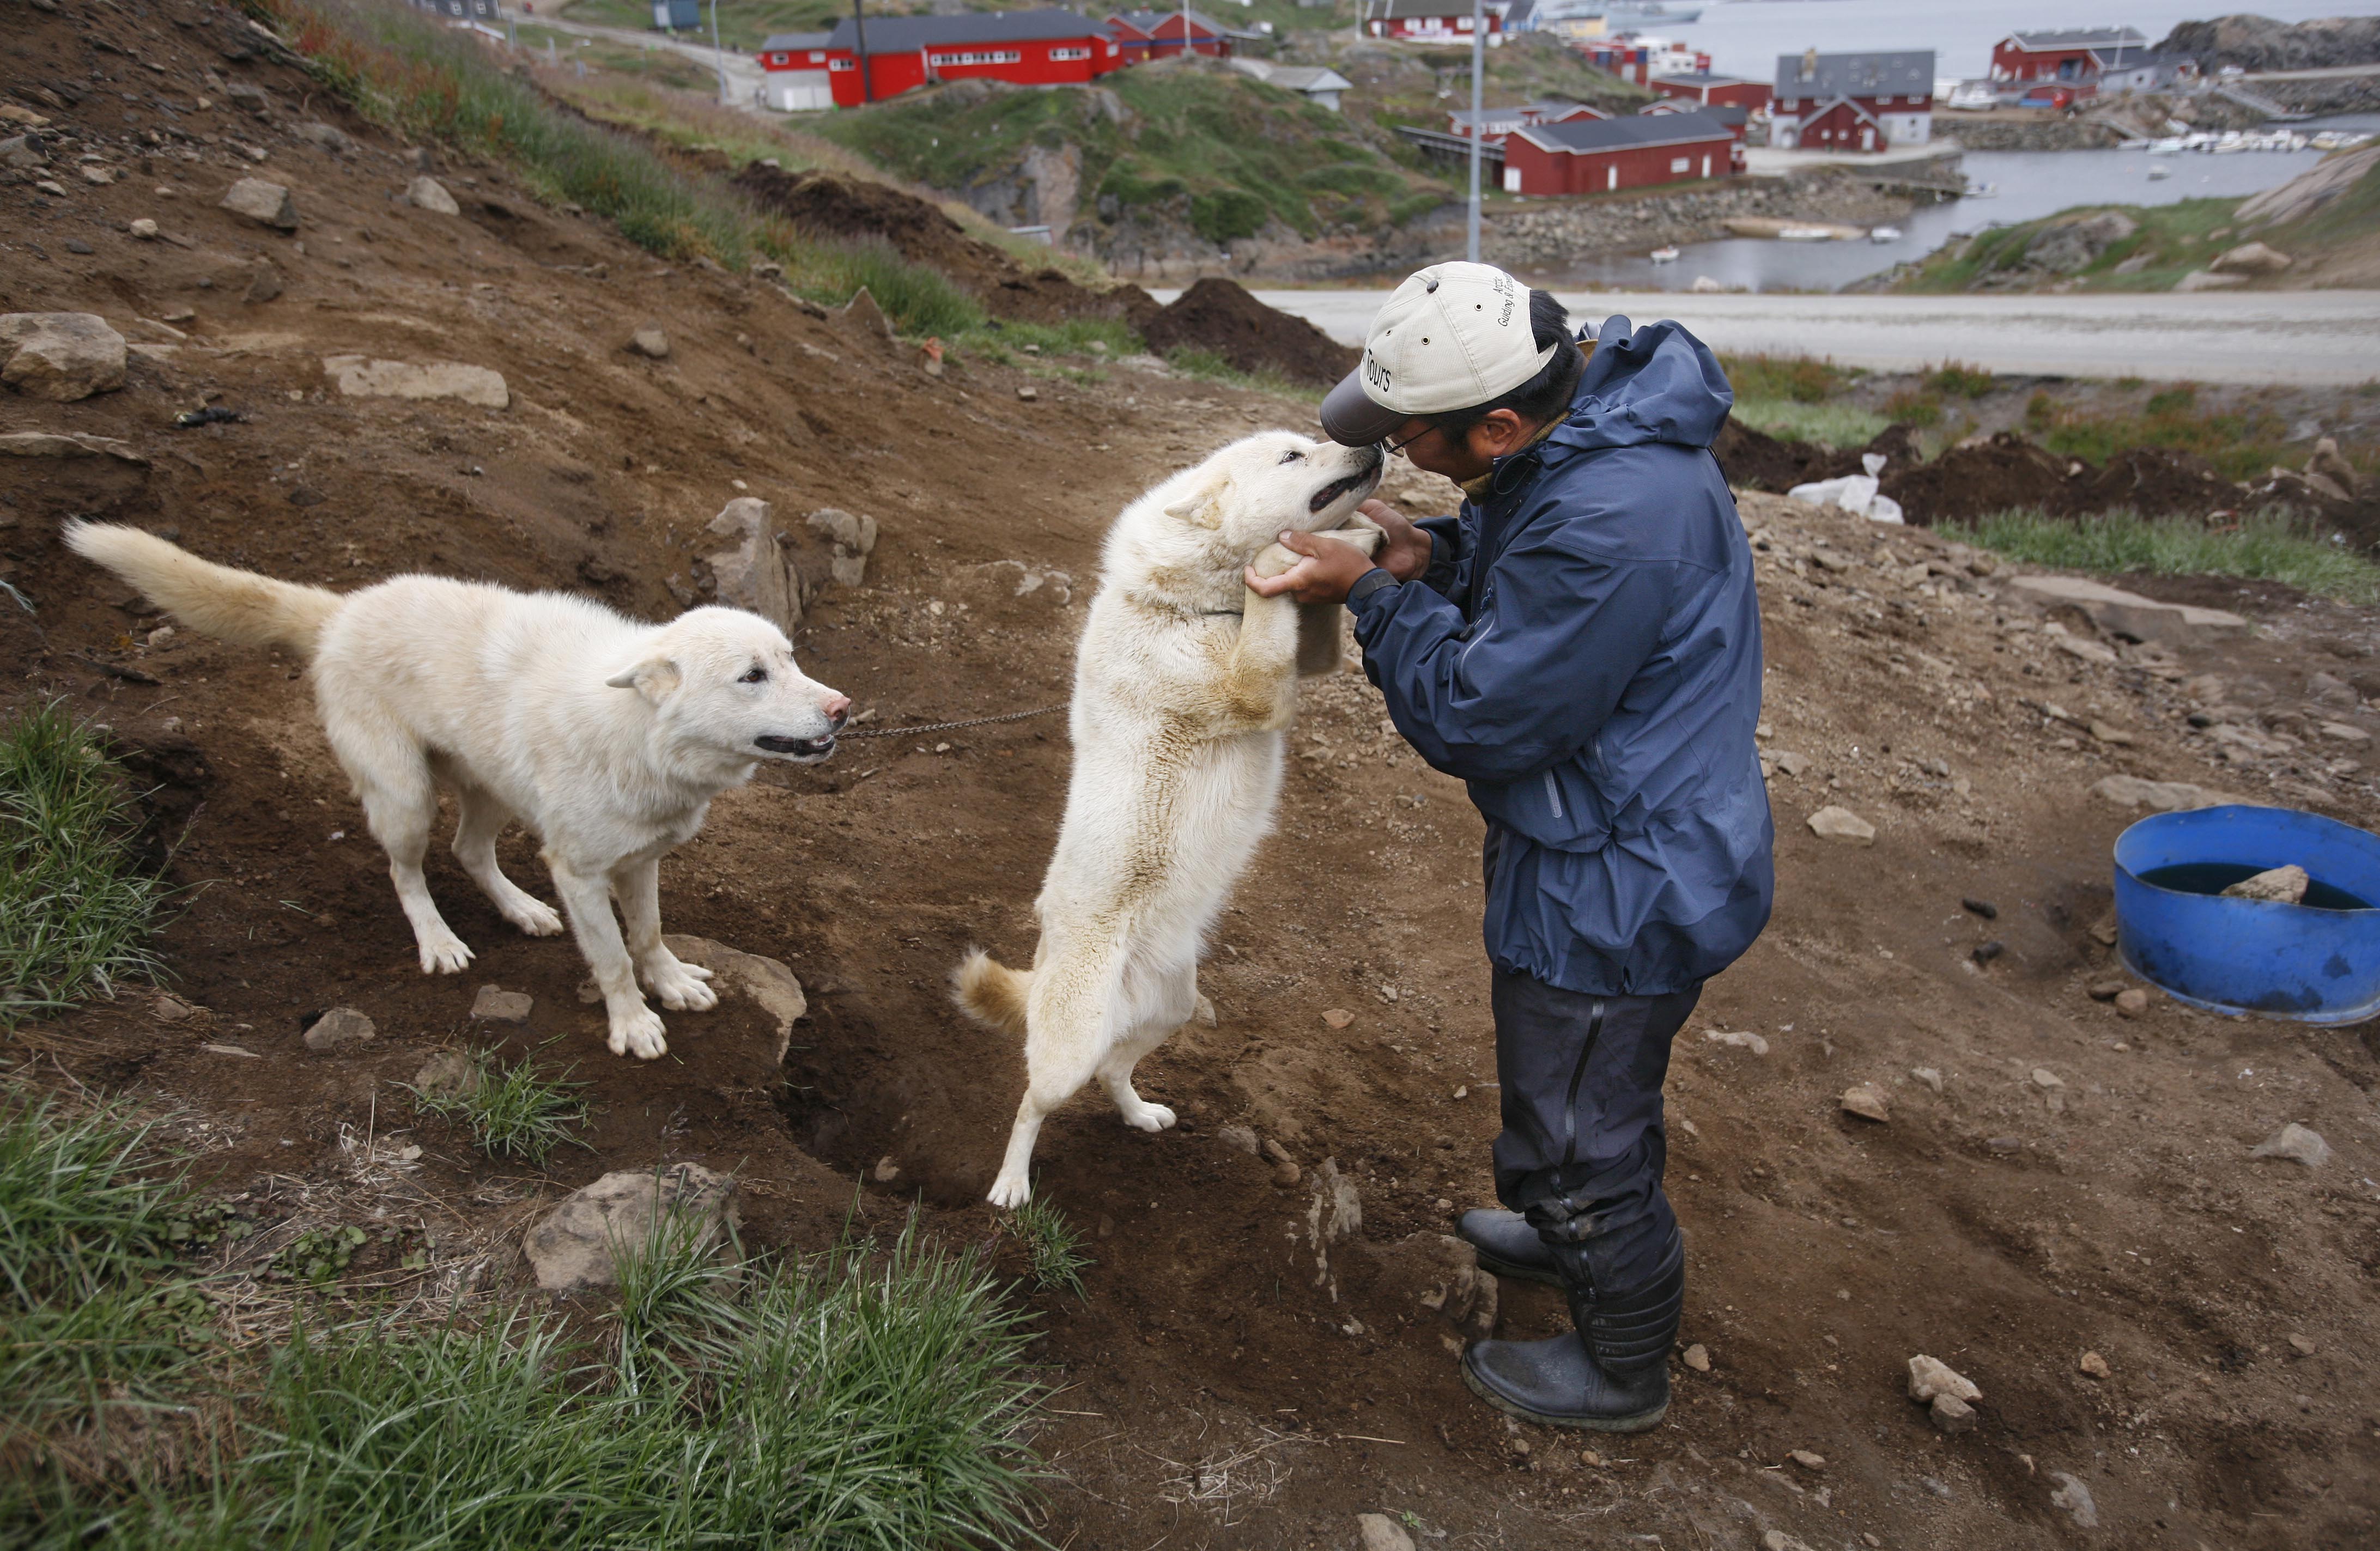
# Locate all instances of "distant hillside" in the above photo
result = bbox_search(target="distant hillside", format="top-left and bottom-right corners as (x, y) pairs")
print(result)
(2154, 13), (2380, 71)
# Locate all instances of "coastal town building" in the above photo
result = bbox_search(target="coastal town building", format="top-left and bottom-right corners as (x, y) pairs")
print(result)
(756, 32), (836, 111)
(1230, 57), (1356, 111)
(1106, 9), (1254, 61)
(1646, 70), (1770, 112)
(1640, 96), (1747, 142)
(1362, 0), (1503, 45)
(1446, 99), (1607, 143)
(1989, 27), (2149, 86)
(1502, 108), (1734, 195)
(1770, 48), (1933, 152)
(803, 10), (1124, 108)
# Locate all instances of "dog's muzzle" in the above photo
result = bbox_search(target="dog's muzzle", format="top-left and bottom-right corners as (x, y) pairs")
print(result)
(756, 734), (835, 760)
(1309, 448), (1383, 514)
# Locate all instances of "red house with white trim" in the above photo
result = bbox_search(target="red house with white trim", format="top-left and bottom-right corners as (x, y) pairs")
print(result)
(815, 10), (1124, 108)
(1364, 0), (1502, 45)
(1648, 71), (1770, 112)
(756, 32), (836, 112)
(1446, 99), (1606, 144)
(1106, 8), (1254, 60)
(1641, 97), (1747, 142)
(1770, 49), (1933, 151)
(1989, 27), (2146, 85)
(1502, 110), (1734, 196)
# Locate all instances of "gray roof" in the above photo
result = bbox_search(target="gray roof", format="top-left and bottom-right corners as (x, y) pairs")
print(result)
(826, 9), (1107, 51)
(1262, 64), (1354, 92)
(1447, 98), (1602, 127)
(2003, 27), (2147, 51)
(1774, 50), (1934, 98)
(1643, 99), (1745, 125)
(1517, 109), (1731, 153)
(758, 32), (833, 52)
(1112, 8), (1258, 38)
(1655, 71), (1751, 88)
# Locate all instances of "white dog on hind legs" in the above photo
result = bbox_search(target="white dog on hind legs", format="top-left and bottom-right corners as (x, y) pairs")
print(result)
(64, 521), (849, 1060)
(952, 431), (1385, 1208)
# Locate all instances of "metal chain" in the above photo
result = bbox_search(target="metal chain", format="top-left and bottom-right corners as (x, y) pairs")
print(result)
(839, 704), (1067, 740)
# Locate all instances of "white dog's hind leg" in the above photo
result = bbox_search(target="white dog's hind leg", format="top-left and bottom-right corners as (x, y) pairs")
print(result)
(613, 858), (716, 1011)
(548, 857), (667, 1059)
(341, 735), (471, 975)
(989, 993), (1109, 1209)
(1097, 961), (1195, 1132)
(450, 783), (564, 938)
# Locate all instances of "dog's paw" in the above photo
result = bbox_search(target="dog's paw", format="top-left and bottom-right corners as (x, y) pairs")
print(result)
(506, 899), (566, 937)
(1250, 541), (1302, 580)
(1119, 1100), (1177, 1133)
(418, 935), (474, 975)
(986, 1172), (1033, 1209)
(606, 1006), (669, 1060)
(643, 956), (719, 1011)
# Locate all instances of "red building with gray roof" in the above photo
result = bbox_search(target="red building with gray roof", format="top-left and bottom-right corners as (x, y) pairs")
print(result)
(1502, 110), (1735, 196)
(811, 9), (1125, 108)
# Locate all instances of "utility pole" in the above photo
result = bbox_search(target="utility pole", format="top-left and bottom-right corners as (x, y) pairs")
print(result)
(1178, 0), (1191, 62)
(1465, 0), (1483, 261)
(708, 0), (727, 105)
(852, 0), (873, 103)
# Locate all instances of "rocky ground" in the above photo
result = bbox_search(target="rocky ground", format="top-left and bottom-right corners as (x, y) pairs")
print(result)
(1489, 165), (1934, 275)
(5, 2), (2380, 1548)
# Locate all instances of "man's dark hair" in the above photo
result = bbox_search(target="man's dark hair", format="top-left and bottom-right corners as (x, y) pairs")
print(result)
(1426, 288), (1581, 437)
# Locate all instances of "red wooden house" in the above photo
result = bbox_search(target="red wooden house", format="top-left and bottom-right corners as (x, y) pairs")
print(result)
(1640, 97), (1747, 142)
(1770, 49), (1933, 151)
(815, 9), (1124, 108)
(1106, 8), (1253, 60)
(1647, 71), (1770, 112)
(1502, 110), (1734, 196)
(1446, 99), (1605, 144)
(1363, 0), (1502, 45)
(1989, 27), (2147, 85)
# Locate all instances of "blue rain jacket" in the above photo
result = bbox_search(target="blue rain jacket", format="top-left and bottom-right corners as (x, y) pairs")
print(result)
(1348, 315), (1773, 996)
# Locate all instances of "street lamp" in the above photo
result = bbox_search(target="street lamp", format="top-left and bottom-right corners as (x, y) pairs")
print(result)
(1466, 0), (1482, 261)
(708, 0), (728, 104)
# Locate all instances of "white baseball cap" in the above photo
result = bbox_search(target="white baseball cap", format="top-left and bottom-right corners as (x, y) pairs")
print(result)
(1320, 261), (1559, 446)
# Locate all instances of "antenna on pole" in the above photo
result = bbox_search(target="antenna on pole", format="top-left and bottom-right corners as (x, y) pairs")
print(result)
(1179, 0), (1191, 61)
(1465, 0), (1483, 261)
(852, 0), (873, 102)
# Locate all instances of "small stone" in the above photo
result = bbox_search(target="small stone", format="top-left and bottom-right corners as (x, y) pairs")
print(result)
(321, 355), (508, 408)
(1763, 1533), (1817, 1551)
(154, 993), (198, 1022)
(201, 1043), (260, 1059)
(303, 1006), (376, 1053)
(1321, 1007), (1355, 1029)
(410, 1049), (479, 1100)
(2288, 1334), (2316, 1356)
(404, 174), (459, 214)
(628, 326), (670, 360)
(2092, 774), (2237, 813)
(1017, 385), (1039, 402)
(2086, 979), (2126, 1002)
(1961, 897), (1997, 920)
(1972, 939), (2005, 964)
(1581, 1448), (1604, 1466)
(129, 217), (159, 239)
(1908, 1354), (1982, 1404)
(1682, 1342), (1710, 1372)
(1704, 1029), (1769, 1055)
(1216, 1124), (1259, 1157)
(2114, 988), (2149, 1018)
(2079, 1351), (2110, 1379)
(1, 312), (128, 401)
(1772, 751), (1812, 777)
(2249, 1122), (2330, 1169)
(1930, 1392), (1977, 1433)
(243, 259), (282, 305)
(1261, 1137), (1300, 1186)
(805, 507), (879, 556)
(872, 1154), (901, 1183)
(1807, 806), (1875, 846)
(2219, 865), (2309, 904)
(470, 985), (533, 1024)
(2321, 722), (2372, 746)
(576, 978), (603, 1005)
(2048, 1471), (2100, 1530)
(1912, 1066), (1943, 1092)
(1840, 1084), (1890, 1123)
(523, 1163), (739, 1292)
(1788, 1449), (1825, 1471)
(218, 176), (298, 230)
(1452, 1085), (1468, 1100)
(1356, 1512), (1416, 1551)
(2031, 1067), (2064, 1090)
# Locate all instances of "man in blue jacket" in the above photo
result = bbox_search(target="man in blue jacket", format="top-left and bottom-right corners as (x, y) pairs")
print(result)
(1248, 263), (1772, 1432)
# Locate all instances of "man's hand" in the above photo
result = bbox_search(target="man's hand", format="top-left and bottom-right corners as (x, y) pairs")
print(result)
(1243, 501), (1432, 606)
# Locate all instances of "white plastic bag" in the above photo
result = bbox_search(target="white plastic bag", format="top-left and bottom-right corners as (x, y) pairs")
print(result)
(1788, 460), (1905, 525)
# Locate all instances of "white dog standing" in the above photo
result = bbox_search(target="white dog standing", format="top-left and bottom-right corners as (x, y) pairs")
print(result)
(65, 522), (849, 1059)
(954, 433), (1383, 1207)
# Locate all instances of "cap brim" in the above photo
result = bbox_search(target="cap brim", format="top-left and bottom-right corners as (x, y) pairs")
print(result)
(1319, 369), (1405, 446)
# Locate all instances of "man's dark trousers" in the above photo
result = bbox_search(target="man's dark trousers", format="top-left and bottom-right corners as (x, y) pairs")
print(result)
(1490, 970), (1699, 1305)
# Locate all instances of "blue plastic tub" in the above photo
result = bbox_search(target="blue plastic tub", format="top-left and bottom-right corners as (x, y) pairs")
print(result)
(2114, 805), (2380, 1024)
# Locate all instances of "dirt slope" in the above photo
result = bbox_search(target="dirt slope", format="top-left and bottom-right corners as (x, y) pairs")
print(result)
(5, 4), (2380, 1548)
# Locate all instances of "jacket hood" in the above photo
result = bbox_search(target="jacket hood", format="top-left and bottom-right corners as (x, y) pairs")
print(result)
(1544, 315), (1734, 457)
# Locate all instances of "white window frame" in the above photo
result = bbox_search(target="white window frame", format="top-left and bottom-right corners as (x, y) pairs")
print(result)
(928, 48), (1023, 66)
(1050, 44), (1092, 60)
(1669, 155), (1690, 173)
(828, 57), (854, 70)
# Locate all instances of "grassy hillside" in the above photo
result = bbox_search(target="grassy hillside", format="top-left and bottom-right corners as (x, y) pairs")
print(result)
(557, 0), (1363, 54)
(812, 64), (1450, 242)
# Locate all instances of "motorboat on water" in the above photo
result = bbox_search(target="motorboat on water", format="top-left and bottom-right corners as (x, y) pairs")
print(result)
(1868, 226), (1902, 242)
(2147, 162), (2173, 180)
(1964, 181), (1999, 198)
(1649, 245), (1681, 263)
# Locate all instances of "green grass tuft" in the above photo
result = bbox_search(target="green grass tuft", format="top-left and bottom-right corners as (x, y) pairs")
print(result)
(1946, 507), (2380, 605)
(0, 704), (171, 1025)
(1729, 399), (1890, 448)
(1926, 361), (1995, 398)
(1007, 1198), (1091, 1301)
(1721, 353), (1855, 405)
(406, 1043), (590, 1166)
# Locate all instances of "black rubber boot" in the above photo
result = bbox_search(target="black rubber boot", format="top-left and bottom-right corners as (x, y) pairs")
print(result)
(1459, 1238), (1685, 1432)
(1457, 1208), (1560, 1286)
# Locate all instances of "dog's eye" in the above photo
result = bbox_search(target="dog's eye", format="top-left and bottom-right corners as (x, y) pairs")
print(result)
(1278, 449), (1304, 464)
(738, 666), (767, 684)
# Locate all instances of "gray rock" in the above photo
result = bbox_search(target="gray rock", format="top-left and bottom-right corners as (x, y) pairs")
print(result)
(1, 312), (127, 401)
(470, 985), (533, 1024)
(2249, 1122), (2330, 1169)
(1807, 805), (1875, 846)
(661, 934), (805, 1063)
(2308, 438), (2360, 498)
(2211, 240), (2291, 276)
(1840, 1084), (1890, 1123)
(1261, 1136), (1301, 1186)
(293, 120), (351, 153)
(1, 134), (47, 170)
(219, 177), (298, 231)
(303, 1006), (377, 1053)
(243, 258), (282, 305)
(627, 326), (670, 360)
(410, 1048), (480, 1100)
(1216, 1124), (1260, 1156)
(837, 284), (894, 343)
(223, 82), (274, 117)
(0, 429), (144, 463)
(2221, 865), (2309, 904)
(806, 508), (878, 588)
(320, 354), (508, 408)
(704, 497), (807, 634)
(1382, 1231), (1497, 1341)
(128, 217), (159, 240)
(521, 1163), (740, 1292)
(2006, 573), (2247, 645)
(2175, 269), (2247, 292)
(404, 174), (458, 214)
(1908, 1354), (1981, 1404)
(2048, 1471), (2100, 1530)
(1357, 1513), (1416, 1551)
(2092, 774), (2242, 813)
(2024, 211), (2138, 272)
(1929, 1392), (1977, 1433)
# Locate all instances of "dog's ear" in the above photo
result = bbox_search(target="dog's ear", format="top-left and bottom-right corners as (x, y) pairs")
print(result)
(604, 655), (683, 704)
(1163, 477), (1226, 530)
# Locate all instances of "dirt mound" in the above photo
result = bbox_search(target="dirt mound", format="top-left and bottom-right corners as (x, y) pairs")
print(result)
(1878, 433), (2243, 526)
(730, 165), (1147, 325)
(1130, 277), (1357, 389)
(1713, 419), (1928, 495)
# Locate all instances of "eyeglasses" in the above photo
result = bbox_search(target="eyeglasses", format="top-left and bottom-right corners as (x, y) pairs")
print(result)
(1385, 423), (1441, 458)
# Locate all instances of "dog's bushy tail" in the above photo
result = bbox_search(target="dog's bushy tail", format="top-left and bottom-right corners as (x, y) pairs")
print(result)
(952, 948), (1031, 1037)
(64, 521), (342, 658)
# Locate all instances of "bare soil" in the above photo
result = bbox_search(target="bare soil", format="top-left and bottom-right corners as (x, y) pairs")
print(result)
(5, 5), (2380, 1549)
(1133, 277), (1359, 389)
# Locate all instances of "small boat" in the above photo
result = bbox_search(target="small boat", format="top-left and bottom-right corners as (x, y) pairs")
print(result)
(1966, 180), (1999, 198)
(1649, 245), (1680, 263)
(2147, 162), (2172, 180)
(1868, 226), (1902, 242)
(1778, 226), (1834, 241)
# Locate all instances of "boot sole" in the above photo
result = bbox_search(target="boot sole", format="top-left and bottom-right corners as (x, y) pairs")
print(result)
(1458, 1357), (1669, 1433)
(1468, 1248), (1563, 1287)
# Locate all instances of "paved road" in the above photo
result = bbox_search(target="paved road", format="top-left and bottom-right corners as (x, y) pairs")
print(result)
(504, 4), (767, 110)
(1176, 288), (2380, 387)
